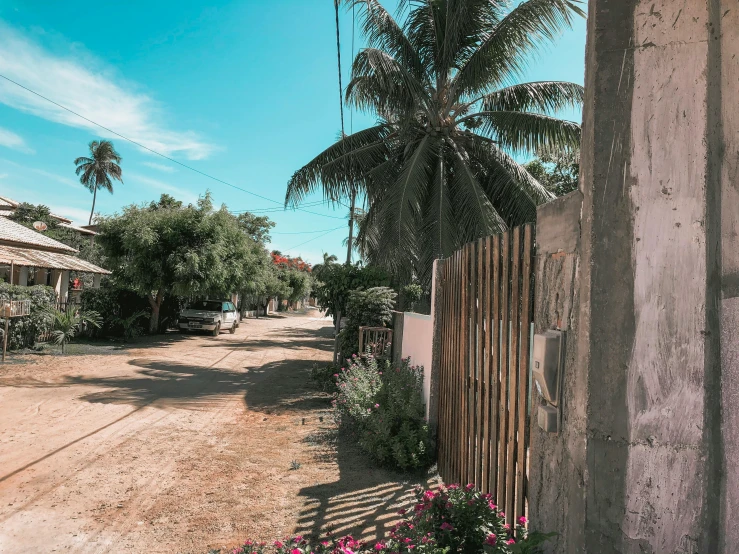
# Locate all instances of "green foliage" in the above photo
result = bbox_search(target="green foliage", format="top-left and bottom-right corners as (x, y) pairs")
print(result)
(310, 363), (339, 393)
(41, 307), (101, 353)
(402, 283), (424, 311)
(74, 139), (123, 224)
(114, 310), (148, 341)
(96, 193), (263, 333)
(287, 0), (584, 286)
(339, 286), (396, 361)
(523, 148), (580, 197)
(334, 356), (432, 472)
(0, 283), (57, 350)
(313, 262), (389, 323)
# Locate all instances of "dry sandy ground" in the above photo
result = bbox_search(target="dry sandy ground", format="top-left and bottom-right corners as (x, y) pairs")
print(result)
(0, 311), (431, 554)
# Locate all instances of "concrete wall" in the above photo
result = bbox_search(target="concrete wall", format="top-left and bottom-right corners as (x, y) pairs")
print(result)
(400, 312), (433, 418)
(529, 191), (585, 552)
(532, 1), (739, 551)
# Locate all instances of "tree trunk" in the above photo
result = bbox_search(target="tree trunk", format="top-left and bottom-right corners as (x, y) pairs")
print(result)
(89, 187), (98, 225)
(147, 289), (164, 334)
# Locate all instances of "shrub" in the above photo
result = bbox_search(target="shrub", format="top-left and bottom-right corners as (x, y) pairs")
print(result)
(310, 363), (339, 392)
(223, 484), (553, 554)
(402, 282), (424, 311)
(333, 356), (432, 472)
(0, 283), (56, 350)
(313, 262), (390, 325)
(338, 286), (396, 361)
(41, 307), (102, 353)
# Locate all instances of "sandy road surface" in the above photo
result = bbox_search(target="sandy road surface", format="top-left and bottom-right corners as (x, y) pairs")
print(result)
(0, 312), (425, 553)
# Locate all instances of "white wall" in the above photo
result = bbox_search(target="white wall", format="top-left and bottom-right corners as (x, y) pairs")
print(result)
(401, 312), (433, 418)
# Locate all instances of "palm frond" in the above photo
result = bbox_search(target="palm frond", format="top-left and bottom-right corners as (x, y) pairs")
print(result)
(452, 0), (584, 98)
(462, 111), (581, 154)
(480, 81), (584, 114)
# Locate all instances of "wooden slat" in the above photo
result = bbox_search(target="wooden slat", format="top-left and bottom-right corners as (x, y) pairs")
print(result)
(459, 244), (469, 485)
(456, 249), (464, 484)
(437, 261), (447, 478)
(496, 231), (510, 508)
(475, 238), (485, 487)
(467, 241), (477, 484)
(489, 235), (501, 498)
(505, 227), (521, 524)
(515, 224), (534, 521)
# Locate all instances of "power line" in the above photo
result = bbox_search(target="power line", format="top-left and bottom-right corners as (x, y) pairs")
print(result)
(282, 226), (345, 253)
(272, 226), (346, 235)
(0, 73), (344, 220)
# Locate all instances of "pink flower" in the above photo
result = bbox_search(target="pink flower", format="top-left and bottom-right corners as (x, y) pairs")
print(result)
(374, 542), (385, 550)
(504, 523), (511, 530)
(465, 483), (475, 491)
(440, 522), (454, 531)
(488, 501), (497, 510)
(506, 539), (516, 545)
(274, 541), (284, 548)
(485, 534), (497, 546)
(374, 403), (380, 408)
(498, 512), (506, 519)
(518, 516), (527, 525)
(397, 508), (407, 515)
(423, 490), (436, 501)
(291, 549), (301, 554)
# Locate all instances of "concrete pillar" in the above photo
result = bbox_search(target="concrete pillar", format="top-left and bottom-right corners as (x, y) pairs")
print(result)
(49, 270), (62, 298)
(17, 267), (28, 287)
(59, 270), (70, 302)
(93, 274), (102, 289)
(529, 1), (738, 552)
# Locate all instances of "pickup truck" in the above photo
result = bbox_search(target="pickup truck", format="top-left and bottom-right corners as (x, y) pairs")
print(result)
(178, 300), (240, 336)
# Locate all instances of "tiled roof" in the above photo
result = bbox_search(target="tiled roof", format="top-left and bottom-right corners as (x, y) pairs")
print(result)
(0, 244), (110, 274)
(0, 217), (77, 253)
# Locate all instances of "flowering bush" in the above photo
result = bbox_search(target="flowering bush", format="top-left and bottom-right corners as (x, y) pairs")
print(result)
(333, 356), (433, 472)
(221, 485), (552, 554)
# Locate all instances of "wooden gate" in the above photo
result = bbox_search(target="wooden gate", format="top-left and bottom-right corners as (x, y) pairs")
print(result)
(436, 223), (535, 527)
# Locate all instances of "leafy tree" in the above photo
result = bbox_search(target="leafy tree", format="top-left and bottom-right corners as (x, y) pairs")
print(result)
(312, 252), (339, 280)
(524, 147), (580, 197)
(339, 286), (397, 360)
(97, 193), (259, 333)
(42, 307), (101, 354)
(237, 212), (275, 244)
(313, 262), (390, 325)
(287, 0), (583, 285)
(74, 140), (123, 224)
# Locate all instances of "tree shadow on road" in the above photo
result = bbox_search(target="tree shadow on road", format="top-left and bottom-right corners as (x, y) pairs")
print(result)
(294, 427), (437, 542)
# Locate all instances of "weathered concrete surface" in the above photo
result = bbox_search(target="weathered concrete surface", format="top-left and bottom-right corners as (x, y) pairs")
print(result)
(529, 0), (739, 551)
(529, 191), (584, 553)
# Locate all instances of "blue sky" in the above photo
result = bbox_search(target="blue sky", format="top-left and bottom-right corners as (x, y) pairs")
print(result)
(0, 1), (586, 264)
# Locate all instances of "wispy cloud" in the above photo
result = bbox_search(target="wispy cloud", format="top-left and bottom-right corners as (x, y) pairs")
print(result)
(127, 172), (199, 205)
(0, 22), (215, 160)
(0, 126), (34, 154)
(30, 168), (80, 188)
(142, 161), (176, 173)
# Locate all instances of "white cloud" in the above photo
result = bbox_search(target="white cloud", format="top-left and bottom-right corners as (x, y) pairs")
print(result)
(0, 22), (215, 160)
(0, 126), (34, 153)
(52, 204), (95, 226)
(30, 168), (80, 188)
(127, 172), (199, 205)
(142, 161), (176, 173)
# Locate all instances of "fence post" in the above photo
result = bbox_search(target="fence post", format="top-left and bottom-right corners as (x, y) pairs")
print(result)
(392, 311), (404, 364)
(428, 258), (445, 441)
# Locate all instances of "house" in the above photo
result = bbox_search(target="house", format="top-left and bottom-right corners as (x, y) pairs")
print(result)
(0, 195), (98, 240)
(0, 217), (110, 304)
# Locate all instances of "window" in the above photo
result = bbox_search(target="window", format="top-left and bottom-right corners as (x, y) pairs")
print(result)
(190, 300), (222, 312)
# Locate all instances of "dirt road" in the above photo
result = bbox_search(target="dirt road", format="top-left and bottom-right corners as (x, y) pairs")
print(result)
(0, 312), (425, 554)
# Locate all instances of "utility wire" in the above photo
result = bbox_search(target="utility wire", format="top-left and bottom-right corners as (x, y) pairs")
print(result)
(272, 226), (348, 235)
(282, 226), (345, 253)
(0, 73), (344, 220)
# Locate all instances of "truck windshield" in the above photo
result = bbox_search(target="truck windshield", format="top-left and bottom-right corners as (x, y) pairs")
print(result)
(189, 301), (222, 312)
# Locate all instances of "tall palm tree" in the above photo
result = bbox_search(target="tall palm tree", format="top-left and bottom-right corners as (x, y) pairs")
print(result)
(74, 140), (123, 224)
(286, 0), (584, 284)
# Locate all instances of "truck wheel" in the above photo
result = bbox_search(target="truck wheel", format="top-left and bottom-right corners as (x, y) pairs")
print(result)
(211, 323), (221, 337)
(229, 323), (237, 334)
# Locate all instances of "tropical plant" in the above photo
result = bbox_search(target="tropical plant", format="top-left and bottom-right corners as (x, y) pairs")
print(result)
(402, 282), (424, 311)
(286, 0), (584, 285)
(523, 146), (580, 197)
(113, 310), (149, 341)
(339, 286), (397, 360)
(0, 283), (57, 350)
(74, 140), (124, 224)
(42, 307), (102, 353)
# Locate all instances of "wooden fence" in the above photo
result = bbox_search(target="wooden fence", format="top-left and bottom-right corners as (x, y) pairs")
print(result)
(436, 224), (535, 527)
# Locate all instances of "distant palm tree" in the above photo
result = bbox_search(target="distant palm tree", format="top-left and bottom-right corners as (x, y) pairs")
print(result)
(287, 0), (584, 284)
(74, 140), (123, 224)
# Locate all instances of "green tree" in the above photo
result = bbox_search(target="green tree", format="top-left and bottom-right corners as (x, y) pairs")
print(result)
(74, 140), (123, 224)
(313, 262), (390, 325)
(97, 193), (258, 333)
(524, 147), (580, 197)
(287, 0), (583, 285)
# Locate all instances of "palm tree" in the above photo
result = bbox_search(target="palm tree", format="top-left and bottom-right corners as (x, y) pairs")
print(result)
(74, 140), (123, 224)
(42, 307), (101, 354)
(286, 0), (584, 284)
